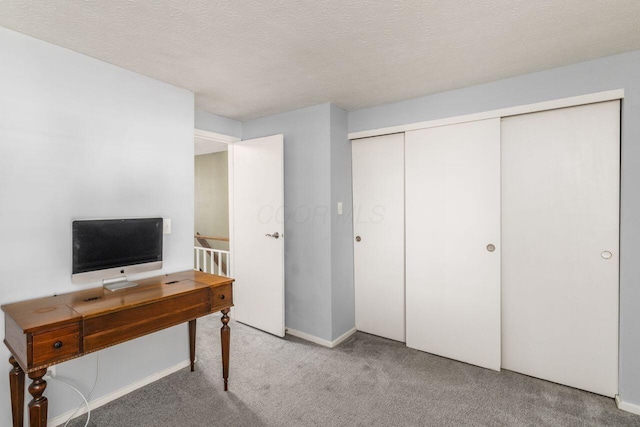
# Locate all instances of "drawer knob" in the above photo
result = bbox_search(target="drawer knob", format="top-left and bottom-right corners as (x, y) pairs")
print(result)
(53, 341), (63, 349)
(220, 294), (225, 300)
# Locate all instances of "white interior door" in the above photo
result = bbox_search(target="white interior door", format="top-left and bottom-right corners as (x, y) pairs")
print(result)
(352, 133), (405, 342)
(230, 134), (285, 337)
(405, 118), (501, 371)
(501, 101), (619, 397)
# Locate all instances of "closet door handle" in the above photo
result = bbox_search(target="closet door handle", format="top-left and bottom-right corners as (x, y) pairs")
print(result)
(486, 244), (496, 252)
(601, 251), (612, 259)
(355, 236), (361, 242)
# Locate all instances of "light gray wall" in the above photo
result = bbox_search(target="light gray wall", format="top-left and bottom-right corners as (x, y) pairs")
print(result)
(195, 109), (241, 138)
(329, 105), (355, 340)
(194, 151), (229, 251)
(242, 104), (334, 340)
(0, 27), (194, 424)
(349, 49), (640, 406)
(237, 104), (356, 343)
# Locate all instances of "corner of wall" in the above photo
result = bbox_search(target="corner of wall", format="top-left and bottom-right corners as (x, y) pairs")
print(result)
(329, 104), (356, 341)
(194, 109), (242, 138)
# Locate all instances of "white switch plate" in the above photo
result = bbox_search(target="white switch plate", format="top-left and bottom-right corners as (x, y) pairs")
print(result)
(337, 202), (343, 215)
(163, 218), (172, 234)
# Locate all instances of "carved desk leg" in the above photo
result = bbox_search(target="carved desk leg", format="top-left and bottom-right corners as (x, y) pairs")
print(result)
(189, 319), (197, 372)
(220, 308), (230, 391)
(27, 368), (48, 427)
(9, 356), (25, 427)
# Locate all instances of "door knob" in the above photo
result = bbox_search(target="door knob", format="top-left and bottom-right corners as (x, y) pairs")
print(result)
(486, 244), (496, 252)
(601, 250), (612, 259)
(355, 236), (361, 242)
(265, 232), (280, 239)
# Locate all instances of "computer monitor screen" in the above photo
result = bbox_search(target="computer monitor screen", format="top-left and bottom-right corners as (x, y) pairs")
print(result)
(72, 218), (163, 284)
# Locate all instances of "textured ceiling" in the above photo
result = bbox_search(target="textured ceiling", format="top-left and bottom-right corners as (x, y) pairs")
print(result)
(1, 1), (640, 121)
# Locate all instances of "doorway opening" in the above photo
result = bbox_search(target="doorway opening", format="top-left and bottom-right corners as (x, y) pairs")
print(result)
(193, 129), (237, 277)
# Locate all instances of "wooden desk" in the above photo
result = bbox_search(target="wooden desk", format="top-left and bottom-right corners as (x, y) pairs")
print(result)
(2, 270), (234, 427)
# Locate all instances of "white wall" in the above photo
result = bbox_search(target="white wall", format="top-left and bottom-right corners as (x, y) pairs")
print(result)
(0, 27), (194, 424)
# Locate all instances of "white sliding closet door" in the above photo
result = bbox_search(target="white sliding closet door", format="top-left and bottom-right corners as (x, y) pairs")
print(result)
(405, 119), (501, 370)
(501, 101), (619, 397)
(352, 133), (405, 342)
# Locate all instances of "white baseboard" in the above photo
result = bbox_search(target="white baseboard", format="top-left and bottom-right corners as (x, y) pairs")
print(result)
(332, 327), (357, 347)
(616, 395), (640, 415)
(286, 327), (357, 348)
(48, 359), (190, 427)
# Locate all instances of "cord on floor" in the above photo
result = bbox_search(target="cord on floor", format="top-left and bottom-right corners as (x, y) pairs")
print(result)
(46, 375), (90, 427)
(44, 352), (99, 427)
(62, 353), (100, 427)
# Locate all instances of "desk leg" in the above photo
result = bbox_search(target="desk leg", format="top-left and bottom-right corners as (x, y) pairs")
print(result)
(189, 319), (197, 372)
(9, 356), (24, 427)
(220, 308), (230, 391)
(27, 368), (47, 427)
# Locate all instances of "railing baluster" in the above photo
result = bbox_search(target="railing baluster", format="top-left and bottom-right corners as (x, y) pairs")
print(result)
(193, 246), (230, 277)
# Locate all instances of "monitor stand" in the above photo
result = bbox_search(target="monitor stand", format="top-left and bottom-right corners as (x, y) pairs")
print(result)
(103, 276), (138, 292)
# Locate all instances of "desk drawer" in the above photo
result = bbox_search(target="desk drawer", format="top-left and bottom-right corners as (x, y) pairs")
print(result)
(211, 284), (233, 311)
(31, 324), (80, 366)
(83, 289), (210, 352)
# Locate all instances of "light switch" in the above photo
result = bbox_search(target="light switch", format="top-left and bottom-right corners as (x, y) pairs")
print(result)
(337, 202), (343, 215)
(163, 218), (172, 234)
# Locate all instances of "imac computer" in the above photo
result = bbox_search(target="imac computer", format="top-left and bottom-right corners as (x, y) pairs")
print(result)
(72, 218), (163, 291)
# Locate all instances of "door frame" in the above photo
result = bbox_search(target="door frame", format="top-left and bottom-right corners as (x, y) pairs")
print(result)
(348, 89), (624, 140)
(193, 127), (239, 270)
(193, 129), (286, 336)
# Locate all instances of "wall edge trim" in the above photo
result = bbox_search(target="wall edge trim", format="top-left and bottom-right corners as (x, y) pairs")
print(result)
(286, 327), (357, 348)
(194, 128), (240, 144)
(616, 395), (640, 415)
(348, 89), (624, 140)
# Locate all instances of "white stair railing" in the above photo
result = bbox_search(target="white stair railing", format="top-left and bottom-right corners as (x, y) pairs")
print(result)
(194, 246), (231, 277)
